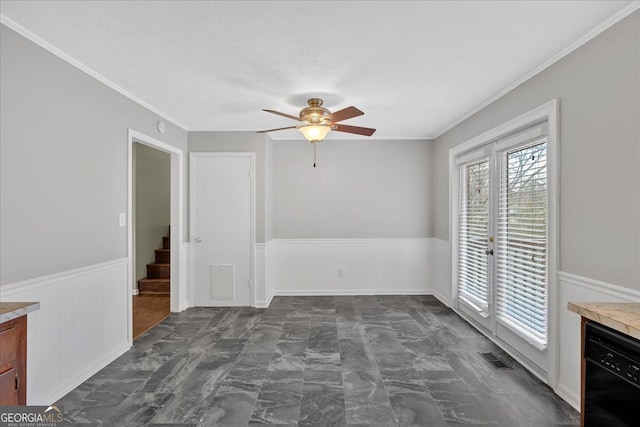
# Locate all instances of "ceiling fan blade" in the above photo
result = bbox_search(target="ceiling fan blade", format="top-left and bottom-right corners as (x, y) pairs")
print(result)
(263, 109), (302, 122)
(256, 125), (299, 133)
(333, 124), (376, 136)
(324, 106), (364, 123)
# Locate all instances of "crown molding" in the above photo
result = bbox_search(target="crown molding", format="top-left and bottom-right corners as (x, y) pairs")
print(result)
(433, 1), (640, 139)
(0, 15), (189, 131)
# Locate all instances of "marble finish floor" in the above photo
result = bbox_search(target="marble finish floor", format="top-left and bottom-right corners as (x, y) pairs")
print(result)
(57, 296), (579, 426)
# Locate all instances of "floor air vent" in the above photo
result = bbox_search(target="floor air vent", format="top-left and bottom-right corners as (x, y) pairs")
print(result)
(479, 352), (512, 370)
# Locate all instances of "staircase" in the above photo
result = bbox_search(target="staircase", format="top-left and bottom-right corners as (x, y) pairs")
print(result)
(137, 233), (170, 295)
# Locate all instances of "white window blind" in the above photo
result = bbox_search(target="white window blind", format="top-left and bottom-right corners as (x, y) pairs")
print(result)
(458, 159), (490, 311)
(496, 139), (548, 347)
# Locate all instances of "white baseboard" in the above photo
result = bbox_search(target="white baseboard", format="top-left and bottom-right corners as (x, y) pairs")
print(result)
(555, 382), (580, 412)
(255, 289), (275, 308)
(0, 258), (130, 405)
(275, 289), (432, 296)
(42, 342), (130, 405)
(132, 288), (139, 296)
(431, 289), (451, 307)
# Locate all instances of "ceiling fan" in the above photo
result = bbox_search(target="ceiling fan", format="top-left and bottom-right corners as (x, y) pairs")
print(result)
(258, 98), (375, 140)
(257, 98), (376, 167)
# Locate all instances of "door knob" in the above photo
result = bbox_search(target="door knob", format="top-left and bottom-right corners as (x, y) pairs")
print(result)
(196, 237), (202, 243)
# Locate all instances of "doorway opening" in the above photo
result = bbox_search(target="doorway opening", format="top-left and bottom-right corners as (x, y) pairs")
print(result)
(127, 129), (185, 344)
(132, 142), (171, 339)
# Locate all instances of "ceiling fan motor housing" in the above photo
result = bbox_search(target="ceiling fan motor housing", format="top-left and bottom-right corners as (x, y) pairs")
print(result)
(299, 98), (330, 123)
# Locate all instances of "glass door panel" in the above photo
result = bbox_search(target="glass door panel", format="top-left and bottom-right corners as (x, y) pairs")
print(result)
(457, 154), (492, 329)
(455, 123), (550, 374)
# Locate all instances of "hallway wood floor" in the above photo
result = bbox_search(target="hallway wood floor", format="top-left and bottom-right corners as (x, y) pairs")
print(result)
(57, 296), (578, 426)
(133, 294), (170, 340)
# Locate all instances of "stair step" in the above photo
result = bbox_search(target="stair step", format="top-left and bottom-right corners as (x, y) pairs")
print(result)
(155, 248), (170, 264)
(146, 263), (170, 279)
(162, 236), (170, 249)
(137, 278), (170, 295)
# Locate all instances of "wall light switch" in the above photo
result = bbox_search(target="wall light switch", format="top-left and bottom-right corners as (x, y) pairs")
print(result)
(119, 213), (126, 227)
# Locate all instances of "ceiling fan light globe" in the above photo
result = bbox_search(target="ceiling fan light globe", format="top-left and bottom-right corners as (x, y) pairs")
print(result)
(299, 125), (330, 143)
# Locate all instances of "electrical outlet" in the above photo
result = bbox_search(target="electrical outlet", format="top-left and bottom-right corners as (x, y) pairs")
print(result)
(119, 213), (126, 227)
(337, 269), (344, 279)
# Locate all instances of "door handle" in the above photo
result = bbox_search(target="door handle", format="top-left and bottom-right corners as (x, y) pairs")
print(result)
(485, 249), (494, 256)
(196, 237), (202, 243)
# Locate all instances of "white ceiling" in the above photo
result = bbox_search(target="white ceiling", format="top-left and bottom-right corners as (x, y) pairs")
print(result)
(0, 1), (636, 139)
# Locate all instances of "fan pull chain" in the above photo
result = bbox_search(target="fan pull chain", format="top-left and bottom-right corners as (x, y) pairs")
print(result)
(313, 143), (316, 168)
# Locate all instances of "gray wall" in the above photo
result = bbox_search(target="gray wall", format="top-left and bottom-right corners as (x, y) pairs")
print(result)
(432, 11), (640, 290)
(188, 132), (268, 243)
(134, 143), (171, 281)
(274, 138), (432, 238)
(0, 24), (188, 285)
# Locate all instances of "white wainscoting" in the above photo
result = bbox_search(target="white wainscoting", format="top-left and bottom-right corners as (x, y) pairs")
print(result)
(270, 238), (431, 295)
(254, 243), (268, 308)
(428, 238), (451, 306)
(179, 242), (190, 311)
(0, 259), (130, 405)
(555, 271), (640, 410)
(265, 241), (275, 306)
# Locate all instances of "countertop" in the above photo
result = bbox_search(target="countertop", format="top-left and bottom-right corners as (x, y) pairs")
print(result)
(568, 301), (640, 340)
(0, 301), (40, 324)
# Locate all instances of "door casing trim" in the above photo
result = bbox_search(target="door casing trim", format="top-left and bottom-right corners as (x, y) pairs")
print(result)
(127, 129), (185, 344)
(448, 99), (560, 387)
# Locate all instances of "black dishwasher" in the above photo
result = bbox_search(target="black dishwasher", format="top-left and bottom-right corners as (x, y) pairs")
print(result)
(584, 320), (640, 426)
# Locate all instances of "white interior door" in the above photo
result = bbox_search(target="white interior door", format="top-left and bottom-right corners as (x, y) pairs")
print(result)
(456, 123), (550, 375)
(191, 154), (254, 307)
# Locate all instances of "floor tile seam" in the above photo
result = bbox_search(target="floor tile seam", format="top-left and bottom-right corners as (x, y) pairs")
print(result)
(198, 362), (236, 408)
(289, 380), (305, 426)
(160, 348), (212, 392)
(419, 382), (465, 423)
(380, 380), (448, 427)
(66, 381), (104, 408)
(367, 369), (404, 426)
(399, 314), (497, 426)
(92, 388), (161, 427)
(299, 383), (348, 424)
(338, 317), (396, 426)
(198, 380), (263, 426)
(298, 326), (311, 424)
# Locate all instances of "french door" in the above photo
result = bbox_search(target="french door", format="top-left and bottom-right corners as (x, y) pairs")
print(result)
(457, 123), (550, 373)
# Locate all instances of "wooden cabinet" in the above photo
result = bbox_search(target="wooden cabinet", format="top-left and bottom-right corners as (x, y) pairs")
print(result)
(0, 315), (27, 405)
